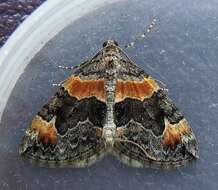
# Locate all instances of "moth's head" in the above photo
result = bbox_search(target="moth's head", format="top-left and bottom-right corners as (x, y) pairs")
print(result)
(102, 40), (119, 48)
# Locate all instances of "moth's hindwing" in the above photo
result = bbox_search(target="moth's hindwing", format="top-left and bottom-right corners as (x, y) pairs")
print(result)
(19, 75), (107, 167)
(113, 76), (198, 169)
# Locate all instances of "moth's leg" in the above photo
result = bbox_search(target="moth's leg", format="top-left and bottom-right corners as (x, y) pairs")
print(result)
(154, 79), (169, 92)
(124, 17), (157, 49)
(52, 79), (67, 87)
(57, 65), (74, 70)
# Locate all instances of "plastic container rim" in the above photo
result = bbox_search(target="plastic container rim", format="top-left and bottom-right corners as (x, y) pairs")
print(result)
(0, 0), (121, 120)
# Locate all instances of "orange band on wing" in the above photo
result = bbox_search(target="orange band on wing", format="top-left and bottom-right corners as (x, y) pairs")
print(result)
(115, 77), (159, 102)
(63, 76), (106, 102)
(31, 116), (57, 145)
(163, 118), (192, 149)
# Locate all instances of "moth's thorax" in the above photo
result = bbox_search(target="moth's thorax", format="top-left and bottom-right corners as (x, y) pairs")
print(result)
(102, 49), (120, 64)
(102, 50), (122, 79)
(102, 40), (121, 67)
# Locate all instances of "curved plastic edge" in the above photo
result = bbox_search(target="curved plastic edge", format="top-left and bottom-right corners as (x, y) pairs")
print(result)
(0, 0), (122, 121)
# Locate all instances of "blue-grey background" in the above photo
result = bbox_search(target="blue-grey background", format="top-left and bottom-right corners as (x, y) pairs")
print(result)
(1, 0), (218, 189)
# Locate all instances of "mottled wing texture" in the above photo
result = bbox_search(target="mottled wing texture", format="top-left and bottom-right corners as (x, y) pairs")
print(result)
(20, 41), (198, 169)
(19, 54), (108, 167)
(113, 64), (198, 169)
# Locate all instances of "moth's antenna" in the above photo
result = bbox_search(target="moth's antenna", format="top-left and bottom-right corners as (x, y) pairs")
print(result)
(124, 17), (157, 49)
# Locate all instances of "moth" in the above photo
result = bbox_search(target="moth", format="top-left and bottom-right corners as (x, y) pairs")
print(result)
(19, 39), (198, 169)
